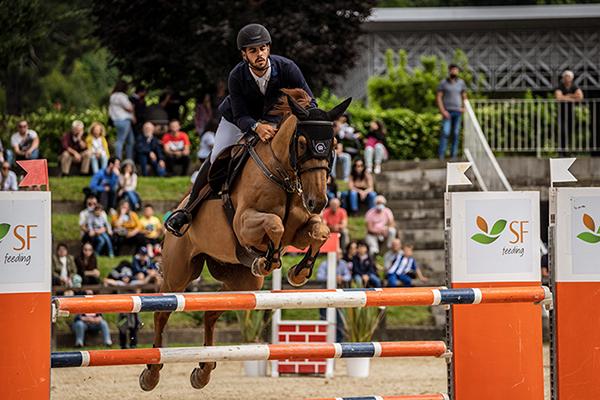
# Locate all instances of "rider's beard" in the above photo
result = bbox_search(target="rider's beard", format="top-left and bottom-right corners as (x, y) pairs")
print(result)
(249, 57), (269, 73)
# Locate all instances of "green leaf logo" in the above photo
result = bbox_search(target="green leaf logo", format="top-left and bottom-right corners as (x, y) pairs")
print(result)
(0, 223), (10, 242)
(470, 217), (507, 245)
(577, 214), (600, 244)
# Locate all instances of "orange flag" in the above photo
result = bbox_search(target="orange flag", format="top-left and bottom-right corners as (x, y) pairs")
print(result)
(16, 159), (49, 189)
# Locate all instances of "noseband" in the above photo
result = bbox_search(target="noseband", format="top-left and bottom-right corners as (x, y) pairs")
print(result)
(247, 119), (334, 195)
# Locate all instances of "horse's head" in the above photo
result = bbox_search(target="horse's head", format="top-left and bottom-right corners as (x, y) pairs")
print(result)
(281, 94), (351, 214)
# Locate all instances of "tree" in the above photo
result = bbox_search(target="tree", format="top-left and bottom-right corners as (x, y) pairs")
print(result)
(91, 0), (375, 97)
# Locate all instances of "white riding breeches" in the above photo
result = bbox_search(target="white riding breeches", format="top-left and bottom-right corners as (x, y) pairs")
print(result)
(210, 117), (244, 163)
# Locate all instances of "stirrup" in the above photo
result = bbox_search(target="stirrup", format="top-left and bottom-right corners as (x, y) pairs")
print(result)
(165, 209), (193, 237)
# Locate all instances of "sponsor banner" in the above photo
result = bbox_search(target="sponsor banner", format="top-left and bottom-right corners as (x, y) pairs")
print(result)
(447, 191), (540, 283)
(0, 192), (51, 293)
(553, 187), (600, 282)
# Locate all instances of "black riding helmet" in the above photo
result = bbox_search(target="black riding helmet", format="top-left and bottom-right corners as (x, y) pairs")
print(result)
(237, 24), (271, 50)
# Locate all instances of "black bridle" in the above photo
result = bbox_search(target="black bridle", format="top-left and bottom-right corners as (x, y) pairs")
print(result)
(247, 119), (335, 195)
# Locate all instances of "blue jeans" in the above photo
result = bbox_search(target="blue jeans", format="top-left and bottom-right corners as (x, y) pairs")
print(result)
(123, 190), (141, 210)
(93, 232), (114, 257)
(386, 273), (413, 287)
(114, 119), (134, 160)
(138, 153), (166, 177)
(342, 190), (377, 213)
(90, 154), (108, 174)
(364, 143), (386, 171)
(331, 152), (352, 180)
(438, 110), (462, 159)
(73, 319), (112, 346)
(353, 273), (382, 288)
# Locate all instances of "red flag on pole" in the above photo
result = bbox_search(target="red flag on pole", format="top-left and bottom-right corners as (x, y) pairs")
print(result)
(16, 159), (49, 190)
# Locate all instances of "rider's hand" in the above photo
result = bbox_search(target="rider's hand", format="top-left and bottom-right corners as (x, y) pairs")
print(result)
(255, 123), (277, 142)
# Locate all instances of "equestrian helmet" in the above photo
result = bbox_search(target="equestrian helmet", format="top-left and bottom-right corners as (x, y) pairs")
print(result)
(237, 24), (271, 50)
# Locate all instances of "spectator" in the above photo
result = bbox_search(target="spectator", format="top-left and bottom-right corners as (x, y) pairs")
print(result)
(351, 241), (382, 288)
(79, 195), (102, 243)
(89, 157), (120, 211)
(111, 200), (145, 255)
(75, 242), (101, 285)
(385, 244), (427, 287)
(555, 70), (584, 155)
(87, 204), (114, 257)
(316, 248), (352, 287)
(109, 80), (135, 160)
(136, 122), (166, 177)
(104, 260), (134, 287)
(342, 159), (376, 215)
(436, 64), (468, 160)
(118, 159), (141, 211)
(343, 241), (358, 265)
(130, 85), (148, 138)
(331, 142), (352, 181)
(384, 238), (403, 274)
(118, 313), (141, 349)
(52, 243), (80, 287)
(59, 120), (90, 176)
(0, 161), (18, 191)
(335, 114), (361, 157)
(10, 119), (40, 163)
(162, 119), (191, 176)
(194, 91), (214, 135)
(139, 204), (163, 249)
(131, 247), (159, 282)
(326, 175), (338, 200)
(86, 122), (110, 174)
(322, 198), (349, 250)
(197, 119), (217, 163)
(0, 138), (5, 163)
(364, 120), (388, 174)
(365, 195), (397, 256)
(72, 310), (112, 347)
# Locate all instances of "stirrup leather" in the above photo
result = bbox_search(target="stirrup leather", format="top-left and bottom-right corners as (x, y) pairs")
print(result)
(165, 209), (193, 237)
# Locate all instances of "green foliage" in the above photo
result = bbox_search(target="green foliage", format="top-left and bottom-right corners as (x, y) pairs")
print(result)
(235, 310), (272, 343)
(341, 305), (385, 342)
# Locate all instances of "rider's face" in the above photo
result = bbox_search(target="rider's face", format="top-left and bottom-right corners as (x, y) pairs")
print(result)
(242, 44), (270, 71)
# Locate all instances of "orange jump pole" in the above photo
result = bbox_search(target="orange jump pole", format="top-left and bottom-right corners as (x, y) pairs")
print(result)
(305, 395), (449, 400)
(446, 191), (545, 400)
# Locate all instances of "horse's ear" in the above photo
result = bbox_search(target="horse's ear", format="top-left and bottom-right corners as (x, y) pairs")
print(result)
(287, 95), (310, 119)
(327, 97), (352, 121)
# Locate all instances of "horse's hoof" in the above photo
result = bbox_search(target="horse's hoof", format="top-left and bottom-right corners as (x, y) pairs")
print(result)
(287, 266), (310, 287)
(190, 363), (215, 389)
(139, 368), (160, 391)
(251, 257), (271, 277)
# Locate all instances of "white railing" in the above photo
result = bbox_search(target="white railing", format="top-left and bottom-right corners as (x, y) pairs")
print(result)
(470, 98), (600, 157)
(463, 100), (513, 192)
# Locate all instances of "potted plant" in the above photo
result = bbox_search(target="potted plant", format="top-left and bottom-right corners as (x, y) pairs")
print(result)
(235, 309), (271, 377)
(340, 305), (385, 377)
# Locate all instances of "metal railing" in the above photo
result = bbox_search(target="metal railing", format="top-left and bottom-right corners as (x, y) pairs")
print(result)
(470, 98), (600, 157)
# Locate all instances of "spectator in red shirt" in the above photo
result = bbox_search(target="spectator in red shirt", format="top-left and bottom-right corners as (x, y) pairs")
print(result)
(365, 195), (397, 256)
(59, 120), (91, 176)
(162, 119), (191, 176)
(322, 197), (349, 249)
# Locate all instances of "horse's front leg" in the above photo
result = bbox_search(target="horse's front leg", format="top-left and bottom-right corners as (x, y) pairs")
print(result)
(287, 215), (330, 287)
(236, 208), (285, 276)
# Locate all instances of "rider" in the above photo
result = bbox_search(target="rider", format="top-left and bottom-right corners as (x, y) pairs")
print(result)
(165, 23), (317, 236)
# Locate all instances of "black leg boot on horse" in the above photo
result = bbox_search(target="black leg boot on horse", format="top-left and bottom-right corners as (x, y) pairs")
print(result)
(165, 159), (212, 237)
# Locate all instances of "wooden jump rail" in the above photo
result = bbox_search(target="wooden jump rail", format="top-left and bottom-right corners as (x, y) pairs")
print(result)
(51, 341), (450, 368)
(53, 286), (552, 317)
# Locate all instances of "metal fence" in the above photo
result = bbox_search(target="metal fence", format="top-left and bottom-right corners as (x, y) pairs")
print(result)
(470, 99), (600, 157)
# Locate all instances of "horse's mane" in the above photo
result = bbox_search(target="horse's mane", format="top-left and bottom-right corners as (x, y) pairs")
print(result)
(267, 88), (312, 117)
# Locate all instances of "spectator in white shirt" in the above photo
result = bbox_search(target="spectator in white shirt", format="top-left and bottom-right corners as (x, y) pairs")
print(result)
(109, 80), (135, 160)
(11, 120), (40, 163)
(0, 161), (18, 191)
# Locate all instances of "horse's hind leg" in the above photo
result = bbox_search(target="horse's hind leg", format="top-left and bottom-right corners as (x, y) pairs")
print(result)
(190, 310), (223, 389)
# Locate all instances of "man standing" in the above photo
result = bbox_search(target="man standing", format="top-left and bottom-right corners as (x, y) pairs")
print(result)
(59, 120), (90, 176)
(554, 70), (584, 155)
(436, 64), (468, 160)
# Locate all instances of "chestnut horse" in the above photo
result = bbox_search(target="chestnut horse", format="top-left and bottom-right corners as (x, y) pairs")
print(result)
(139, 90), (351, 391)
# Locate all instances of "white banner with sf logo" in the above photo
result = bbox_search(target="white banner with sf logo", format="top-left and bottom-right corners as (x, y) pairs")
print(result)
(0, 192), (51, 293)
(446, 191), (541, 283)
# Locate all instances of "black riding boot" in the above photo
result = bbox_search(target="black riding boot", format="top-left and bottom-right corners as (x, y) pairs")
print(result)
(165, 160), (212, 237)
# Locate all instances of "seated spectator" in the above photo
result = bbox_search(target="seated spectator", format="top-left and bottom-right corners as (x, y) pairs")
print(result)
(135, 122), (166, 177)
(365, 195), (397, 256)
(104, 260), (134, 286)
(118, 159), (141, 211)
(331, 143), (352, 181)
(89, 157), (120, 211)
(342, 159), (376, 215)
(326, 175), (338, 200)
(197, 119), (217, 163)
(0, 138), (5, 163)
(131, 247), (159, 282)
(384, 238), (403, 274)
(343, 240), (358, 265)
(316, 248), (352, 287)
(11, 119), (40, 164)
(118, 313), (141, 349)
(86, 122), (110, 174)
(322, 198), (349, 250)
(335, 114), (361, 157)
(72, 302), (112, 347)
(111, 200), (145, 255)
(162, 119), (191, 176)
(1, 161), (18, 191)
(87, 204), (114, 257)
(52, 243), (81, 287)
(139, 204), (163, 251)
(364, 120), (388, 174)
(75, 242), (101, 285)
(386, 244), (427, 287)
(59, 120), (90, 176)
(79, 195), (101, 243)
(351, 241), (382, 288)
